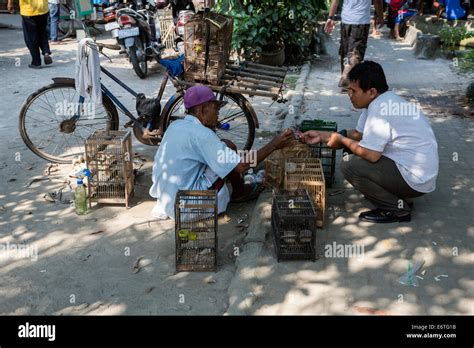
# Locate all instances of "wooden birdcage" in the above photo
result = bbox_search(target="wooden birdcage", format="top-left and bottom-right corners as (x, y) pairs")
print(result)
(183, 12), (233, 84)
(265, 141), (314, 189)
(271, 188), (317, 262)
(175, 190), (218, 272)
(157, 8), (176, 51)
(284, 158), (326, 228)
(85, 130), (134, 208)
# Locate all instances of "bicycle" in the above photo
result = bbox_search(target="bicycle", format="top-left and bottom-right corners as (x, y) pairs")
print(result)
(19, 50), (264, 164)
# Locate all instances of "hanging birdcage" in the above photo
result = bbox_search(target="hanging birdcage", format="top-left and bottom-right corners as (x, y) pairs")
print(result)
(183, 12), (233, 84)
(85, 130), (134, 208)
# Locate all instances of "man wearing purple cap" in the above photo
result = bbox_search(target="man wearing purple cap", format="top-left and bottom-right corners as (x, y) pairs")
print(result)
(149, 85), (293, 219)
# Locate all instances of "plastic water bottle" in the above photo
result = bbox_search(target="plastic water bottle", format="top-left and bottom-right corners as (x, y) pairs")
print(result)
(255, 170), (265, 184)
(75, 179), (88, 215)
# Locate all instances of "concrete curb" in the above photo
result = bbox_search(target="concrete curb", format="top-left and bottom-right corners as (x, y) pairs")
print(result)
(225, 191), (272, 315)
(225, 58), (313, 316)
(282, 61), (312, 130)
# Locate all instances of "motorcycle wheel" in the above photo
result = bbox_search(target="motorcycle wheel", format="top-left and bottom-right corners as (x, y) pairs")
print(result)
(129, 37), (148, 79)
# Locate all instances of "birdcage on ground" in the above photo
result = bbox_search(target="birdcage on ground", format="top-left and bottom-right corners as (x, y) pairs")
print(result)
(85, 130), (134, 208)
(271, 188), (318, 262)
(175, 190), (218, 272)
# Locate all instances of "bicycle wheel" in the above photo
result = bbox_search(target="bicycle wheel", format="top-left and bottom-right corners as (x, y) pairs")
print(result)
(19, 79), (119, 164)
(161, 92), (256, 151)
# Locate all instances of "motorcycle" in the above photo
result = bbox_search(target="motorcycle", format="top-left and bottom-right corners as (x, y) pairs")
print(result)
(111, 0), (164, 78)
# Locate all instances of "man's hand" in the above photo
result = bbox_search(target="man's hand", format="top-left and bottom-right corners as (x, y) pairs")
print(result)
(327, 132), (344, 148)
(271, 128), (294, 150)
(7, 0), (14, 12)
(324, 19), (336, 34)
(298, 130), (331, 145)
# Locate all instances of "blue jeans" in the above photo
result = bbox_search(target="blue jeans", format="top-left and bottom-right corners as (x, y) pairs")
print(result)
(48, 3), (60, 41)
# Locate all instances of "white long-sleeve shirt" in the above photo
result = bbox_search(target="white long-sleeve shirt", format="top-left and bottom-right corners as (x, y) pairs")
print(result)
(75, 38), (102, 105)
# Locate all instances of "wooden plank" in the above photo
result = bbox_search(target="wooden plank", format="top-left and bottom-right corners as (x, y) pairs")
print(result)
(222, 74), (281, 88)
(245, 61), (288, 72)
(227, 64), (287, 78)
(224, 69), (283, 83)
(221, 80), (280, 93)
(181, 81), (280, 98)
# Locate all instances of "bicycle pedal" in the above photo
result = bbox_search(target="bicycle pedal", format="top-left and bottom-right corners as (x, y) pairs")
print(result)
(124, 121), (134, 128)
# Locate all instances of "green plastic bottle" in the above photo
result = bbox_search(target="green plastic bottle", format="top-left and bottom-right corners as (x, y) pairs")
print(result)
(75, 179), (88, 215)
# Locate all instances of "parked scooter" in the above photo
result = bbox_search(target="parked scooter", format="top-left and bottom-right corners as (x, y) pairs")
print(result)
(109, 0), (164, 78)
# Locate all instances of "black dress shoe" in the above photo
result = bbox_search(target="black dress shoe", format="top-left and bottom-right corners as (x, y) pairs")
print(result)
(359, 208), (411, 223)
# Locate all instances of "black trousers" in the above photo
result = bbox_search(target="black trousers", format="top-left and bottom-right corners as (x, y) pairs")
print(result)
(22, 13), (51, 66)
(339, 23), (370, 87)
(341, 155), (425, 212)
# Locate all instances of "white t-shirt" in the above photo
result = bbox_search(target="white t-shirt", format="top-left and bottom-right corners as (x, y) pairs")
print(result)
(149, 115), (240, 219)
(356, 91), (439, 193)
(341, 0), (372, 24)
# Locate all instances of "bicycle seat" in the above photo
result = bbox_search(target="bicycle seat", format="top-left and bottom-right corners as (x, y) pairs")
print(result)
(159, 54), (184, 77)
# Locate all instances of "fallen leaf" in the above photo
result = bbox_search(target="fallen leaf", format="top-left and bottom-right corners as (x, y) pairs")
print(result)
(90, 230), (105, 235)
(354, 306), (388, 316)
(144, 287), (155, 294)
(8, 178), (16, 182)
(132, 256), (144, 274)
(82, 254), (91, 262)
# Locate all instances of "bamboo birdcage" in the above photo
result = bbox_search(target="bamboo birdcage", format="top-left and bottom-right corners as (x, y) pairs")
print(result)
(284, 158), (326, 228)
(85, 130), (134, 208)
(175, 190), (218, 272)
(271, 188), (317, 262)
(265, 141), (313, 189)
(183, 12), (233, 85)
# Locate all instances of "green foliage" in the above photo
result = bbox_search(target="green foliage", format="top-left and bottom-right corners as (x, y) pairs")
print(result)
(458, 49), (474, 73)
(466, 82), (474, 106)
(439, 25), (473, 49)
(215, 0), (327, 61)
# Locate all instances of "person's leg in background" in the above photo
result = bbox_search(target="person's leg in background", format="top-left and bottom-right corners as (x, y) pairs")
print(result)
(340, 24), (370, 90)
(21, 15), (42, 68)
(48, 2), (60, 43)
(341, 154), (424, 222)
(37, 12), (53, 65)
(339, 23), (351, 89)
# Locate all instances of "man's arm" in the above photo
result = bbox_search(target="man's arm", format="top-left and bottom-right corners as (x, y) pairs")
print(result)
(347, 129), (363, 141)
(329, 133), (382, 163)
(324, 0), (339, 34)
(234, 129), (294, 174)
(7, 0), (14, 12)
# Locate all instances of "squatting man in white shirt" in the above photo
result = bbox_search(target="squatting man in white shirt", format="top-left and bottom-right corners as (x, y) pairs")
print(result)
(149, 85), (294, 219)
(298, 61), (439, 223)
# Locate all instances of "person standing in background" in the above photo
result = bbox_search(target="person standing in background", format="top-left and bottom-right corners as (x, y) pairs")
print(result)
(7, 0), (53, 68)
(325, 0), (384, 91)
(48, 0), (61, 44)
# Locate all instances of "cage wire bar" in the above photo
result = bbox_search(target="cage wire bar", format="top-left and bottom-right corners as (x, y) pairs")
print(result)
(175, 190), (218, 272)
(272, 188), (317, 262)
(284, 157), (326, 228)
(298, 120), (338, 186)
(183, 12), (233, 84)
(85, 130), (134, 208)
